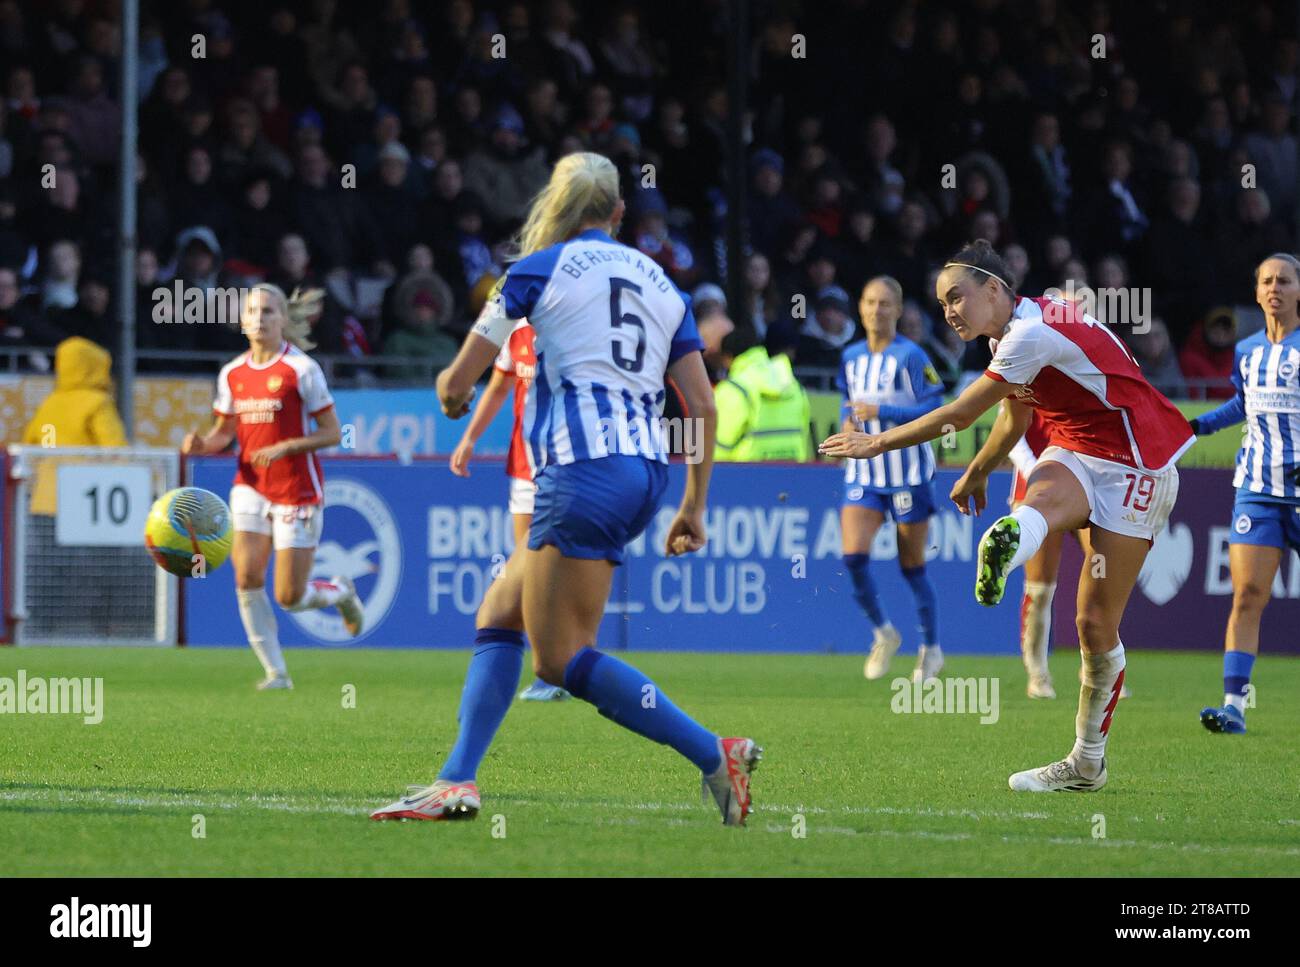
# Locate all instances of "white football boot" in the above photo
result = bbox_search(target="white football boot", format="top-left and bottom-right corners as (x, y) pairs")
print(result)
(864, 624), (902, 680)
(1027, 673), (1056, 699)
(702, 737), (762, 826)
(256, 673), (293, 690)
(1008, 757), (1107, 792)
(911, 644), (944, 684)
(334, 575), (364, 637)
(370, 780), (481, 821)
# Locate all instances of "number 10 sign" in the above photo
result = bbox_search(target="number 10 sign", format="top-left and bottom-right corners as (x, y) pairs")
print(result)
(55, 464), (152, 546)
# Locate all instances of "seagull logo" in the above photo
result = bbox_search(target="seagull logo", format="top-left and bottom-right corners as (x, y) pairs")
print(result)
(1136, 521), (1194, 606)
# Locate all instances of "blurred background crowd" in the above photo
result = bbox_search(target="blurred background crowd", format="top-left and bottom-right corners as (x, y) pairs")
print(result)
(0, 0), (1297, 399)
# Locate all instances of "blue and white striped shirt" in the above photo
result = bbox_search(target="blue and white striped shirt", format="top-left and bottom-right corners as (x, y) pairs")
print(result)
(1198, 328), (1300, 503)
(494, 228), (703, 471)
(837, 334), (944, 489)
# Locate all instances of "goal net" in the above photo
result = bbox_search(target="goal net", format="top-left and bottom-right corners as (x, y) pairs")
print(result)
(6, 445), (180, 646)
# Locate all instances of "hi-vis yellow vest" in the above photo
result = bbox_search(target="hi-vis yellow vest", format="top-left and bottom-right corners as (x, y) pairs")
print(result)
(715, 348), (812, 462)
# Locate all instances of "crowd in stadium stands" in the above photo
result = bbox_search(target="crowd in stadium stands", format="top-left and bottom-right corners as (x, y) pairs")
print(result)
(0, 0), (1297, 399)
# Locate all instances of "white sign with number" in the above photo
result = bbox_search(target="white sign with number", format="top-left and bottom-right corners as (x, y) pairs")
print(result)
(55, 465), (152, 546)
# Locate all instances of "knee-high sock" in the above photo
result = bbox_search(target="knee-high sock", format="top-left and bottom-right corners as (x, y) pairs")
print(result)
(564, 647), (722, 774)
(1021, 581), (1056, 674)
(900, 565), (938, 645)
(843, 553), (886, 628)
(438, 628), (526, 782)
(1070, 643), (1126, 774)
(1007, 505), (1049, 572)
(236, 587), (285, 676)
(283, 578), (345, 612)
(1223, 650), (1255, 714)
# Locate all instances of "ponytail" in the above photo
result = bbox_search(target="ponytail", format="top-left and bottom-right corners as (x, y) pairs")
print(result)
(514, 152), (620, 258)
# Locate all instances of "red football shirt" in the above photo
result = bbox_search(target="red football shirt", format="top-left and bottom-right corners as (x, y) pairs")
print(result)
(493, 321), (537, 481)
(985, 296), (1194, 472)
(213, 342), (335, 504)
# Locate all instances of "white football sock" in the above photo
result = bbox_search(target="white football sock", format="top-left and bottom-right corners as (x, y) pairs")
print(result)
(284, 579), (345, 612)
(237, 587), (286, 677)
(1021, 581), (1056, 675)
(1070, 643), (1126, 777)
(1224, 692), (1246, 714)
(1008, 505), (1049, 572)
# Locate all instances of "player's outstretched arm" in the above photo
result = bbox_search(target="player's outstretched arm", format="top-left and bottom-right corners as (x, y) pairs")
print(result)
(819, 375), (1014, 461)
(664, 350), (716, 557)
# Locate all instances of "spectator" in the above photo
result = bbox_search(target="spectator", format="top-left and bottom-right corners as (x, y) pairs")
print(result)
(22, 337), (128, 515)
(462, 104), (551, 231)
(747, 149), (800, 258)
(0, 264), (64, 348)
(363, 142), (422, 265)
(1081, 140), (1149, 260)
(217, 100), (293, 186)
(1128, 316), (1187, 399)
(714, 330), (813, 462)
(172, 145), (234, 245)
(40, 239), (81, 310)
(229, 168), (290, 275)
(1143, 177), (1217, 341)
(796, 285), (857, 368)
(1242, 92), (1298, 215)
(1216, 189), (1294, 304)
(65, 56), (120, 168)
(898, 299), (962, 391)
(288, 143), (388, 276)
(51, 271), (113, 348)
(380, 271), (458, 380)
(1179, 306), (1238, 400)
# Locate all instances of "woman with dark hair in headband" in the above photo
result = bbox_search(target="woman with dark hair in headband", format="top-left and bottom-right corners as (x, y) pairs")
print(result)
(821, 239), (1193, 793)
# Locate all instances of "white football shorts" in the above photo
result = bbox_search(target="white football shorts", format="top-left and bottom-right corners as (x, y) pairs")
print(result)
(230, 484), (324, 550)
(1035, 446), (1179, 542)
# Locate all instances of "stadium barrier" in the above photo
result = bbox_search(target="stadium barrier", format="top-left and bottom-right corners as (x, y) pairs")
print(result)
(184, 457), (1022, 653)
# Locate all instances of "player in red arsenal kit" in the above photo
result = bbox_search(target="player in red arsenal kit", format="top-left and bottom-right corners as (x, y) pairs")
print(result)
(821, 240), (1194, 793)
(450, 320), (568, 704)
(183, 285), (363, 689)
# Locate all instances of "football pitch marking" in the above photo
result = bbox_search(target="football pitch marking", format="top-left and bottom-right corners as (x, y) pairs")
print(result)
(3, 787), (1299, 859)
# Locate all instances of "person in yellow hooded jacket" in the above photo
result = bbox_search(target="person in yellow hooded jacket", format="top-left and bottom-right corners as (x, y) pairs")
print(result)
(714, 334), (813, 462)
(22, 336), (128, 515)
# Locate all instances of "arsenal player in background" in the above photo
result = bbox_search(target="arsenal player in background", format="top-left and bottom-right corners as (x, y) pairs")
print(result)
(184, 284), (363, 689)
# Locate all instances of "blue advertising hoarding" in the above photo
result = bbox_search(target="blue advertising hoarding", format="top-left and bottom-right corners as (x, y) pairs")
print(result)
(328, 389), (514, 457)
(185, 458), (1020, 654)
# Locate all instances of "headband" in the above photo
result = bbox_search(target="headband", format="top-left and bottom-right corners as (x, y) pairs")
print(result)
(945, 262), (1011, 289)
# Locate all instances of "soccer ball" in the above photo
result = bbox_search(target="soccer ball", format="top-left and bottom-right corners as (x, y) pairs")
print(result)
(145, 487), (234, 578)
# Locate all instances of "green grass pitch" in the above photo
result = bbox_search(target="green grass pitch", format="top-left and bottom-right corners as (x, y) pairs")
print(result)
(2, 646), (1298, 876)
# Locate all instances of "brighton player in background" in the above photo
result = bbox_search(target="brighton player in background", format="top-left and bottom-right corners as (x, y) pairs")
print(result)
(450, 316), (569, 702)
(372, 153), (760, 825)
(837, 276), (945, 684)
(821, 240), (1193, 792)
(1191, 252), (1300, 734)
(183, 285), (363, 689)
